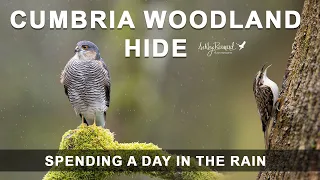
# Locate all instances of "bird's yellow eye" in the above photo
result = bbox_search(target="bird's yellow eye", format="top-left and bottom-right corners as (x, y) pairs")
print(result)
(82, 45), (89, 50)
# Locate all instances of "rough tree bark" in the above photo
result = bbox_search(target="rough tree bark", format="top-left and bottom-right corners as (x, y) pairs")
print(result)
(258, 0), (320, 179)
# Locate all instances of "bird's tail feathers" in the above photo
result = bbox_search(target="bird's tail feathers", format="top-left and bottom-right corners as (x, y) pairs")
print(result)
(264, 118), (274, 149)
(264, 131), (269, 149)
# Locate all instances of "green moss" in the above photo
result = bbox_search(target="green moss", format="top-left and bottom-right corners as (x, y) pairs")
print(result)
(43, 125), (222, 180)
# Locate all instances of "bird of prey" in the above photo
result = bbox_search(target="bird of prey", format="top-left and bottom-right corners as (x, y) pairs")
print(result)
(60, 40), (111, 128)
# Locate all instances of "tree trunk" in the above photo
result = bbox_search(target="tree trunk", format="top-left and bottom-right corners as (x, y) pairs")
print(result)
(258, 0), (320, 179)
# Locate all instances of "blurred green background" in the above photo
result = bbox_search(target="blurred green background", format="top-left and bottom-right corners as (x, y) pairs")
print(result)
(0, 0), (303, 179)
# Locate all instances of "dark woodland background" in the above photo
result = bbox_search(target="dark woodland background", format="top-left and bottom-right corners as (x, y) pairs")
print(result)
(0, 0), (303, 179)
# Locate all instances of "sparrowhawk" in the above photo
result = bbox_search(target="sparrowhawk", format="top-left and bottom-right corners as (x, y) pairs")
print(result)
(60, 40), (111, 128)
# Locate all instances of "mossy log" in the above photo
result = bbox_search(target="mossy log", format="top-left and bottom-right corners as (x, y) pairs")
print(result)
(43, 126), (222, 180)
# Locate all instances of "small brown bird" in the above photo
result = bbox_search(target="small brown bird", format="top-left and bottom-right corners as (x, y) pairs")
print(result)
(253, 64), (279, 148)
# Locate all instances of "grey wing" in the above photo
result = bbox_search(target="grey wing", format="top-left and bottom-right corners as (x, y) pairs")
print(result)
(100, 59), (111, 107)
(64, 85), (69, 99)
(60, 67), (70, 100)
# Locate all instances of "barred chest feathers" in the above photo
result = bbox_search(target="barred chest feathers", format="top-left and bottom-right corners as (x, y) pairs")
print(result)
(62, 55), (109, 120)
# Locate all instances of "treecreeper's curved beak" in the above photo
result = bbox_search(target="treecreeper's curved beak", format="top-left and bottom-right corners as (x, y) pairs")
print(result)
(265, 64), (272, 71)
(75, 46), (80, 53)
(261, 63), (267, 72)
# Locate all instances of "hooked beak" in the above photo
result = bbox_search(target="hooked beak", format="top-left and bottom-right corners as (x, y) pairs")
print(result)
(75, 46), (80, 53)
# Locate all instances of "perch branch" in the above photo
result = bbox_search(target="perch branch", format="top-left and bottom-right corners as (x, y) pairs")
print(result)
(43, 126), (222, 180)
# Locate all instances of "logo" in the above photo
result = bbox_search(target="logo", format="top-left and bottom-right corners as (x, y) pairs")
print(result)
(198, 39), (246, 56)
(236, 41), (246, 51)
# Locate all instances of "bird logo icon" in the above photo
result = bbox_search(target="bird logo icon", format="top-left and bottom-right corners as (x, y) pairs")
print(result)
(236, 41), (246, 51)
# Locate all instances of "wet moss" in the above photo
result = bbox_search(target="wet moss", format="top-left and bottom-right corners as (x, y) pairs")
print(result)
(43, 125), (222, 180)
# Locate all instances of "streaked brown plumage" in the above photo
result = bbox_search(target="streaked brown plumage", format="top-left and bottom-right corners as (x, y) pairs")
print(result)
(253, 64), (279, 148)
